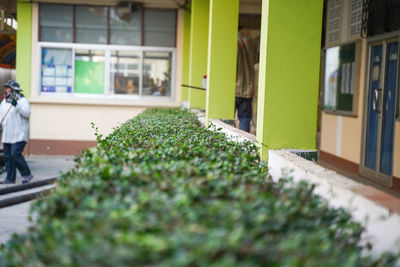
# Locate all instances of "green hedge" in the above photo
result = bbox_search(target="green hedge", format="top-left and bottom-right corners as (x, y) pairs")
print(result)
(0, 108), (397, 266)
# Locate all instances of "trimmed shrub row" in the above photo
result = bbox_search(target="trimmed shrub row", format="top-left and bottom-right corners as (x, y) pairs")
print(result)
(0, 108), (397, 266)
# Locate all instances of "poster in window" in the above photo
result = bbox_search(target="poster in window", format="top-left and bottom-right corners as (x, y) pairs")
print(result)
(56, 77), (68, 86)
(41, 48), (73, 93)
(55, 65), (68, 76)
(55, 86), (68, 93)
(43, 66), (55, 76)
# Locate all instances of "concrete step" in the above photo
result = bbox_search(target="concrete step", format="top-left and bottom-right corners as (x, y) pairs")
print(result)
(0, 177), (57, 195)
(0, 180), (56, 208)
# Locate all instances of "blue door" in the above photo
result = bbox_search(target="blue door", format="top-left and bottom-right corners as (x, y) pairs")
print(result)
(365, 45), (382, 171)
(364, 42), (398, 184)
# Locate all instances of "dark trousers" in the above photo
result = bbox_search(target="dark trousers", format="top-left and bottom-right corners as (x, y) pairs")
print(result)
(235, 97), (253, 132)
(3, 141), (31, 182)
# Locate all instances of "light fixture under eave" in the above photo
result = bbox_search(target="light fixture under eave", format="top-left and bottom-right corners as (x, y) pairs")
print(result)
(115, 1), (142, 21)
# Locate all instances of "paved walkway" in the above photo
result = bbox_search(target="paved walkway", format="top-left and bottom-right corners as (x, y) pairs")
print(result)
(0, 155), (75, 185)
(0, 155), (75, 244)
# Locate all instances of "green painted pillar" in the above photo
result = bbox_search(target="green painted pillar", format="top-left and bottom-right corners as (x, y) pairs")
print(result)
(205, 0), (238, 121)
(188, 0), (209, 109)
(181, 3), (191, 104)
(256, 0), (323, 161)
(16, 2), (32, 98)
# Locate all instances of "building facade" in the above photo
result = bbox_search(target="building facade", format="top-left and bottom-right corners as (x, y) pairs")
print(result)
(320, 0), (400, 189)
(15, 0), (398, 190)
(16, 0), (263, 155)
(17, 0), (184, 154)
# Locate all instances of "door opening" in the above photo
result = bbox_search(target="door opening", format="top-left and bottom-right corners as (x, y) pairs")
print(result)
(361, 40), (398, 186)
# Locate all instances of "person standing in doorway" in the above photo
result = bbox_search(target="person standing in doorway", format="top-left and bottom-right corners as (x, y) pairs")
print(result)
(0, 80), (33, 184)
(235, 26), (258, 132)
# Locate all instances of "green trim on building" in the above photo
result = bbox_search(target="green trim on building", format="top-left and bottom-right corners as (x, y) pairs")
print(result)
(16, 2), (32, 98)
(188, 0), (209, 109)
(205, 0), (238, 121)
(181, 4), (191, 102)
(256, 0), (323, 161)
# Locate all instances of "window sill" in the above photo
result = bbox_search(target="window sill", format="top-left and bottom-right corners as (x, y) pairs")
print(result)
(29, 96), (181, 108)
(321, 109), (358, 118)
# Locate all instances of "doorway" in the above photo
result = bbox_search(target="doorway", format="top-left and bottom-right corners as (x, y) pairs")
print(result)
(361, 39), (398, 186)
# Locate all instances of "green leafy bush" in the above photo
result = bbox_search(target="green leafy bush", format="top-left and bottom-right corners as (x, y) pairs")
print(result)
(0, 108), (397, 266)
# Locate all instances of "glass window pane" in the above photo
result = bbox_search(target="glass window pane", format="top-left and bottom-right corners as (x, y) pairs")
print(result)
(40, 4), (73, 43)
(337, 43), (356, 111)
(76, 6), (107, 44)
(324, 47), (339, 110)
(41, 48), (73, 93)
(142, 51), (172, 96)
(110, 8), (141, 46)
(74, 49), (105, 94)
(144, 9), (176, 47)
(110, 51), (140, 95)
(324, 43), (356, 111)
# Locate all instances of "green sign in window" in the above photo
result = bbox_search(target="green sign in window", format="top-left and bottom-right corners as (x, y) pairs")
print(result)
(74, 49), (104, 94)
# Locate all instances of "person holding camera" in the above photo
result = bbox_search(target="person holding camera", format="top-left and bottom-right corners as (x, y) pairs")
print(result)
(0, 80), (33, 184)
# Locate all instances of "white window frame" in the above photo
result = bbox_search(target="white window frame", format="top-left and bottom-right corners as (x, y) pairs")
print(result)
(38, 42), (176, 100)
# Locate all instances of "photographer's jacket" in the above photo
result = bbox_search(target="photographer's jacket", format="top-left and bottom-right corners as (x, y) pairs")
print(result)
(0, 97), (30, 143)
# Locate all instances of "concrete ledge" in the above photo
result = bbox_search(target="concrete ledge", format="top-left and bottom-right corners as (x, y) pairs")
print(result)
(209, 119), (256, 142)
(268, 149), (400, 257)
(194, 110), (255, 143)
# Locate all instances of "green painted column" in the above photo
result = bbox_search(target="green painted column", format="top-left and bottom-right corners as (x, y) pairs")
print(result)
(188, 0), (209, 109)
(256, 0), (323, 161)
(181, 4), (191, 103)
(16, 2), (32, 98)
(205, 0), (238, 121)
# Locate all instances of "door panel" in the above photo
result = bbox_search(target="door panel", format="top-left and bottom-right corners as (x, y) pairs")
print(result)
(362, 41), (398, 186)
(365, 45), (382, 170)
(380, 42), (398, 176)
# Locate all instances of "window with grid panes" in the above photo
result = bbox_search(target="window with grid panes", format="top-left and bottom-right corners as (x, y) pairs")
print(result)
(39, 4), (176, 98)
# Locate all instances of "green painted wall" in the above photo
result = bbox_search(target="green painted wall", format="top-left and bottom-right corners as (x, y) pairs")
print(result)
(256, 0), (323, 161)
(16, 2), (32, 98)
(205, 0), (238, 121)
(181, 4), (191, 102)
(188, 0), (209, 109)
